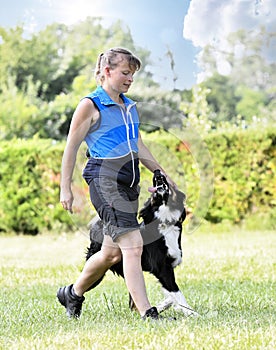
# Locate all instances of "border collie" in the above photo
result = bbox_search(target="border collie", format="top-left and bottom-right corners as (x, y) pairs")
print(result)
(86, 170), (198, 317)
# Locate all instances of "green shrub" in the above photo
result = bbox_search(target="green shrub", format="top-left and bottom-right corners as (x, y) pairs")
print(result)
(0, 138), (72, 234)
(0, 127), (275, 234)
(142, 126), (276, 229)
(206, 128), (276, 224)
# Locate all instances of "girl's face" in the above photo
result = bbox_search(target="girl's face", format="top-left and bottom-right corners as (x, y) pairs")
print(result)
(104, 56), (136, 94)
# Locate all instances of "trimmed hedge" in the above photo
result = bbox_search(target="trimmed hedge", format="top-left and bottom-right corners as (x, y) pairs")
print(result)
(0, 127), (275, 234)
(142, 126), (276, 228)
(0, 139), (70, 234)
(205, 128), (276, 224)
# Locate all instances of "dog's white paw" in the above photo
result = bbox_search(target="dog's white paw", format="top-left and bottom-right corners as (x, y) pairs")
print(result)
(157, 296), (174, 313)
(173, 302), (199, 317)
(161, 290), (199, 317)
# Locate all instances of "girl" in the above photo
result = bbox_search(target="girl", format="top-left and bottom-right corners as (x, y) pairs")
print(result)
(57, 48), (176, 320)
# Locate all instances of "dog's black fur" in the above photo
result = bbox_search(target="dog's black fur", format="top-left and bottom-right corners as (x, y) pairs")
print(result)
(86, 170), (197, 316)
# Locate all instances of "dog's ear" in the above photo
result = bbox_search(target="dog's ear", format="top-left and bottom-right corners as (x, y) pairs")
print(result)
(139, 198), (156, 224)
(139, 198), (151, 219)
(175, 189), (187, 223)
(177, 189), (186, 203)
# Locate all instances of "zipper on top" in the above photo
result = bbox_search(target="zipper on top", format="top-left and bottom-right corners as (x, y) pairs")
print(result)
(119, 104), (136, 187)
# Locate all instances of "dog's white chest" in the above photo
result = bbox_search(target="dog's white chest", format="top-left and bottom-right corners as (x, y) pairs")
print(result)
(155, 205), (180, 223)
(155, 205), (182, 267)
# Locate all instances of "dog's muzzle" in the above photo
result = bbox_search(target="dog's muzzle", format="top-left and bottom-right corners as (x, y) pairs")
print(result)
(148, 169), (170, 202)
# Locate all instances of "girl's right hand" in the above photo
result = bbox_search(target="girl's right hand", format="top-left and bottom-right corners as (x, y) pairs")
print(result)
(60, 188), (74, 213)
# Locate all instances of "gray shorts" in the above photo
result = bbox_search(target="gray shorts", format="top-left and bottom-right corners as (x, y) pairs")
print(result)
(89, 177), (140, 241)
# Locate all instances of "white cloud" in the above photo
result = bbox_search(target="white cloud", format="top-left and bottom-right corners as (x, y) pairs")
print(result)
(184, 0), (275, 47)
(183, 0), (276, 81)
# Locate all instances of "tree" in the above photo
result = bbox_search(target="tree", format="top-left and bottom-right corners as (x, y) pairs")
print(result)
(0, 18), (153, 102)
(0, 18), (157, 139)
(0, 77), (42, 139)
(201, 73), (240, 123)
(235, 86), (268, 120)
(0, 26), (25, 88)
(180, 85), (213, 136)
(198, 27), (275, 91)
(198, 28), (275, 125)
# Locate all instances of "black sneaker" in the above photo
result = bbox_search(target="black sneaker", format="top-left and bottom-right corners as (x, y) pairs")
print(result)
(142, 306), (159, 320)
(57, 284), (85, 318)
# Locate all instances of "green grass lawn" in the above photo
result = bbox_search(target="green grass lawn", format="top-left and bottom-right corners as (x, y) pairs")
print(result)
(0, 228), (275, 350)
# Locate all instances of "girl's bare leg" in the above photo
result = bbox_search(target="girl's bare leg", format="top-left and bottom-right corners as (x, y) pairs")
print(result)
(73, 235), (121, 296)
(116, 229), (151, 316)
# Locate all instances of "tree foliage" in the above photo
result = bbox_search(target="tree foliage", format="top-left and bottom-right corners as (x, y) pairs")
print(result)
(201, 74), (240, 123)
(198, 28), (275, 124)
(198, 27), (275, 90)
(0, 18), (156, 139)
(0, 20), (275, 139)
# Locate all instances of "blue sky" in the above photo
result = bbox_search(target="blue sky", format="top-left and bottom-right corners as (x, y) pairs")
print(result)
(0, 0), (274, 90)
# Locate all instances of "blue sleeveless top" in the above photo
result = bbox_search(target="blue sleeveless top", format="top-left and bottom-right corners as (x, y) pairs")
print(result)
(82, 86), (140, 187)
(84, 86), (139, 158)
